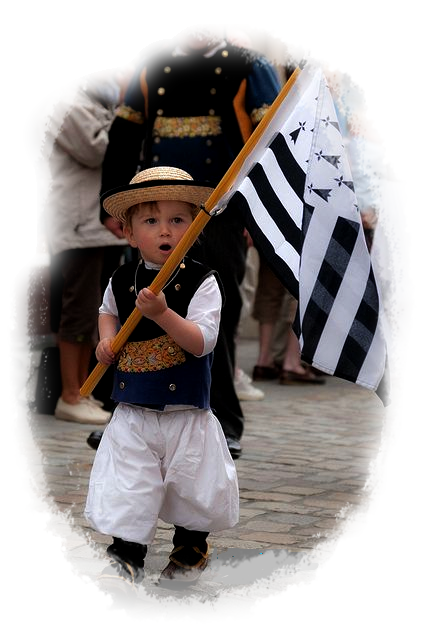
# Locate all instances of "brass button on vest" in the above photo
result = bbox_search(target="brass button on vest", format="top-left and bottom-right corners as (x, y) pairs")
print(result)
(119, 381), (125, 390)
(169, 384), (177, 392)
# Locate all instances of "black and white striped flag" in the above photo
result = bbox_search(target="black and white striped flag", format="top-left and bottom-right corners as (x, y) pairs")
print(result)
(217, 64), (387, 397)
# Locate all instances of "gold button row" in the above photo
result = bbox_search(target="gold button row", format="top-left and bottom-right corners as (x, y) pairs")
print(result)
(152, 155), (214, 165)
(118, 381), (177, 391)
(157, 86), (221, 96)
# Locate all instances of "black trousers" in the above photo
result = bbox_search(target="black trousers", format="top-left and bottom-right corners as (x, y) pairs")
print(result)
(191, 205), (246, 441)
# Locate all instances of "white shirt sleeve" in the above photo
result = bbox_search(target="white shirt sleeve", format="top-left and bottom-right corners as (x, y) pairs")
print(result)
(100, 274), (222, 357)
(186, 274), (222, 357)
(99, 279), (118, 317)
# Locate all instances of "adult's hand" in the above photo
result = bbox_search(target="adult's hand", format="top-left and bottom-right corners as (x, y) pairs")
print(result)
(104, 216), (125, 238)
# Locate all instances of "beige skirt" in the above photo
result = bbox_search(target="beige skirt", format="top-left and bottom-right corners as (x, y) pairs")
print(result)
(84, 403), (239, 545)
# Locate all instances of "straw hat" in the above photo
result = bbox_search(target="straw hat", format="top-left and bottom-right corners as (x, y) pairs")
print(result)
(101, 166), (214, 224)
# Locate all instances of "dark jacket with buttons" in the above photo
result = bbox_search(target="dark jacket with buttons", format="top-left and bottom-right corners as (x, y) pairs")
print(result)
(100, 42), (280, 222)
(110, 257), (221, 409)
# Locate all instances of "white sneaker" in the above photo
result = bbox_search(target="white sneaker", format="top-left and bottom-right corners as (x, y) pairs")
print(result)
(89, 395), (105, 408)
(234, 368), (265, 401)
(54, 397), (111, 424)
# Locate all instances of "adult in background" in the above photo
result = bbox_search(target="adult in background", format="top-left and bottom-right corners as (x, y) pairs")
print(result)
(98, 28), (281, 458)
(45, 72), (129, 424)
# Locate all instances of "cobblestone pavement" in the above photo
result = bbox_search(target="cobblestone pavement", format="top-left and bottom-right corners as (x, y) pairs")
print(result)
(27, 338), (384, 604)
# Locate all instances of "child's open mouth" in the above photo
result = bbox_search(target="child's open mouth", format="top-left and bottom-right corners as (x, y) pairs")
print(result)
(159, 244), (172, 252)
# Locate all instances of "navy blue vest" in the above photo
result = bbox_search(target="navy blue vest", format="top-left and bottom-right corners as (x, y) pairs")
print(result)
(110, 258), (220, 409)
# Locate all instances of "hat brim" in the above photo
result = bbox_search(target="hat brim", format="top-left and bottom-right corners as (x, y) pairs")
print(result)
(101, 179), (214, 224)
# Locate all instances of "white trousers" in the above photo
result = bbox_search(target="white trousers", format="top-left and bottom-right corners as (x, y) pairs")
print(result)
(84, 403), (239, 545)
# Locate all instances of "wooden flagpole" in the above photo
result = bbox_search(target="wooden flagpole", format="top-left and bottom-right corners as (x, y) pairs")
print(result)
(80, 66), (301, 397)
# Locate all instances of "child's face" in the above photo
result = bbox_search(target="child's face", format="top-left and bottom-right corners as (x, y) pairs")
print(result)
(124, 200), (194, 265)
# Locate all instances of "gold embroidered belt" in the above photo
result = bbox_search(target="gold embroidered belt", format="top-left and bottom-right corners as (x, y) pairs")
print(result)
(117, 335), (186, 373)
(153, 116), (222, 139)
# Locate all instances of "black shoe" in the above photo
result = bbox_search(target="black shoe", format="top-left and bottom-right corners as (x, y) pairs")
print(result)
(106, 538), (147, 584)
(159, 535), (209, 589)
(226, 436), (242, 459)
(87, 430), (103, 450)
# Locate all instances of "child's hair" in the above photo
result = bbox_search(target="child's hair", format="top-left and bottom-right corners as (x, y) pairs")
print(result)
(124, 200), (199, 227)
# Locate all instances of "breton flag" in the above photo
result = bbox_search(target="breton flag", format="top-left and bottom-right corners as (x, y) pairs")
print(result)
(215, 64), (387, 399)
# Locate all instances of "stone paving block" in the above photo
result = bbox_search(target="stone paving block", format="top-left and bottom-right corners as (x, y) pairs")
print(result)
(303, 496), (350, 509)
(313, 517), (340, 529)
(241, 500), (299, 512)
(234, 479), (280, 492)
(243, 520), (293, 533)
(260, 512), (319, 526)
(239, 532), (303, 546)
(238, 507), (270, 519)
(208, 537), (270, 550)
(289, 526), (324, 537)
(338, 477), (371, 489)
(328, 491), (363, 503)
(306, 507), (346, 518)
(273, 485), (326, 496)
(248, 500), (315, 515)
(239, 490), (304, 503)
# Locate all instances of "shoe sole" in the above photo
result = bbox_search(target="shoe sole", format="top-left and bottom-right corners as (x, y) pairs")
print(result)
(158, 560), (208, 589)
(55, 411), (109, 424)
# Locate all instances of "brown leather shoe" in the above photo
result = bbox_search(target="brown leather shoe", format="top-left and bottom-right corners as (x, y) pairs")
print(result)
(252, 365), (280, 381)
(279, 369), (326, 385)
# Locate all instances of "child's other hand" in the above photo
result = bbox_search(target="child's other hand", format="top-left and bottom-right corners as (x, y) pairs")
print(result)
(136, 288), (167, 320)
(96, 338), (115, 365)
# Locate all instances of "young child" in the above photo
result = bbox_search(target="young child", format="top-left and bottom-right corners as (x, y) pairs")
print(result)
(84, 166), (239, 587)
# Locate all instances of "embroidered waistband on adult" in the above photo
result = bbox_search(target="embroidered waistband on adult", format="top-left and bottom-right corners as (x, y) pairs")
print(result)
(153, 116), (222, 139)
(117, 335), (186, 373)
